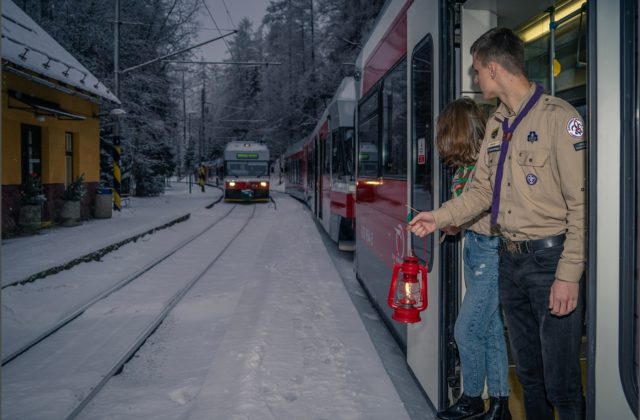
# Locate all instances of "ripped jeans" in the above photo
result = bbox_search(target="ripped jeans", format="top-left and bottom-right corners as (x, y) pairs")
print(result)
(455, 230), (509, 397)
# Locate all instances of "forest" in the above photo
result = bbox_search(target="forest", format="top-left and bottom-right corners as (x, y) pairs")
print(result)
(18, 0), (386, 195)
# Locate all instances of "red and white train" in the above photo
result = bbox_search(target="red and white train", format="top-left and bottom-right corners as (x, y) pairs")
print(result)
(284, 77), (357, 250)
(222, 141), (270, 202)
(285, 0), (638, 419)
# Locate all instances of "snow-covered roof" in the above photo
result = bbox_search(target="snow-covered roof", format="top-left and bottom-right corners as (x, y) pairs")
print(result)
(1, 0), (120, 103)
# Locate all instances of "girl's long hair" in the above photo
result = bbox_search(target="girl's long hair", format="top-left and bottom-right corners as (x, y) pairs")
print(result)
(435, 97), (486, 167)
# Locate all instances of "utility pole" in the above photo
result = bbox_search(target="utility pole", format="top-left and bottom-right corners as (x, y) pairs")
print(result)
(112, 0), (122, 211)
(181, 70), (186, 178)
(200, 69), (206, 162)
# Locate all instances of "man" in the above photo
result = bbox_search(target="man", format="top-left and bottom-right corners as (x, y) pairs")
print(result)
(410, 28), (586, 420)
(197, 162), (206, 193)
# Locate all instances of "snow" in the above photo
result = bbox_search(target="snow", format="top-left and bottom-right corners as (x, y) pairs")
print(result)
(1, 0), (119, 103)
(1, 179), (434, 419)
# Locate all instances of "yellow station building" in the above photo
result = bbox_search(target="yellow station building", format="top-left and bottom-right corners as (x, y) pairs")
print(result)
(2, 0), (119, 234)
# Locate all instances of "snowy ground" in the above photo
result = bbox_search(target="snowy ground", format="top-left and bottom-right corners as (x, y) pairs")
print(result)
(1, 179), (434, 419)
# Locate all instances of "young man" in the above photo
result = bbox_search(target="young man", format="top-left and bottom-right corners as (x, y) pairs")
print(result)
(410, 28), (586, 420)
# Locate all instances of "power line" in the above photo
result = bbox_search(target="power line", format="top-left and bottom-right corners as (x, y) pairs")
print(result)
(219, 0), (236, 29)
(201, 0), (233, 58)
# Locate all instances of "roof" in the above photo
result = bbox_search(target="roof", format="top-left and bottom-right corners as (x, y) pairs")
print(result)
(1, 0), (120, 103)
(224, 141), (269, 152)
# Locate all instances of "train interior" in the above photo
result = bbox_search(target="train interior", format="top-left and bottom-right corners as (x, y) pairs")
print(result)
(455, 0), (589, 418)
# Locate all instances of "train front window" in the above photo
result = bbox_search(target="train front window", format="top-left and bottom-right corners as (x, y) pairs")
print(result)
(225, 161), (269, 178)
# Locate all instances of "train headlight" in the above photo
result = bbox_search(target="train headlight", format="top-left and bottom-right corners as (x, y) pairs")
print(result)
(260, 181), (268, 188)
(228, 181), (236, 187)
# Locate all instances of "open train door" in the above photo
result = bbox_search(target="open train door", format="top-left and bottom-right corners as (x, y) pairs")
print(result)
(405, 0), (446, 409)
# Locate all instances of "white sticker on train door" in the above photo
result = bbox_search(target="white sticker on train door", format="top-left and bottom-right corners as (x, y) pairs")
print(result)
(417, 138), (426, 165)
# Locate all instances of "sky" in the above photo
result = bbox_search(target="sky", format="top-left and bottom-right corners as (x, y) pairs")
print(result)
(193, 0), (273, 62)
(1, 179), (434, 420)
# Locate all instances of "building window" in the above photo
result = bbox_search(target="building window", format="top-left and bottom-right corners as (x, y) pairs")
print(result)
(65, 132), (74, 185)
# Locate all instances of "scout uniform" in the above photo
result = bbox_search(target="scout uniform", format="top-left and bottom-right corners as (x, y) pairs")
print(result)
(432, 83), (586, 283)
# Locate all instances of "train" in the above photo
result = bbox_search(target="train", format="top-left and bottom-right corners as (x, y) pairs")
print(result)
(284, 0), (638, 419)
(284, 77), (357, 251)
(222, 141), (270, 202)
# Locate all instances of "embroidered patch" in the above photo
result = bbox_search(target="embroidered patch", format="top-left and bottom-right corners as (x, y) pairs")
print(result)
(566, 117), (584, 138)
(527, 131), (538, 143)
(526, 174), (538, 185)
(573, 141), (587, 151)
(487, 139), (501, 153)
(491, 127), (499, 139)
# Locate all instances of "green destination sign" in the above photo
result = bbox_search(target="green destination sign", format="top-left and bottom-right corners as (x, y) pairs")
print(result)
(236, 153), (259, 159)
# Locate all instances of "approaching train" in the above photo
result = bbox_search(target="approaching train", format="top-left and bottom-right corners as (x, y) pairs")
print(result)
(285, 0), (638, 419)
(222, 141), (270, 202)
(284, 77), (357, 250)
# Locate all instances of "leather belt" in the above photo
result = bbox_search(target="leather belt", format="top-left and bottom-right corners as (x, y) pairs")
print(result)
(499, 234), (565, 254)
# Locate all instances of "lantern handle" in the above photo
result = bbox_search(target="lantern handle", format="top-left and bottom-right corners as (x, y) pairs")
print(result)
(387, 263), (401, 308)
(416, 265), (428, 311)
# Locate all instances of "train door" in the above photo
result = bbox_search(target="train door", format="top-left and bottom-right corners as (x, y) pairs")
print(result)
(315, 134), (322, 217)
(454, 1), (638, 419)
(592, 0), (638, 418)
(308, 142), (316, 213)
(320, 122), (332, 230)
(405, 0), (443, 407)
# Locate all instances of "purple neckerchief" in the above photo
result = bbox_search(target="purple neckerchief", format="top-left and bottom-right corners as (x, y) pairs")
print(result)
(490, 84), (544, 231)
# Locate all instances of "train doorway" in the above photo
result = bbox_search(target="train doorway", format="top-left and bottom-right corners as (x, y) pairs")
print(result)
(455, 1), (589, 418)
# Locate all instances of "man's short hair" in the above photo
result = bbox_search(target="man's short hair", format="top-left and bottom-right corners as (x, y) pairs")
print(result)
(470, 27), (526, 76)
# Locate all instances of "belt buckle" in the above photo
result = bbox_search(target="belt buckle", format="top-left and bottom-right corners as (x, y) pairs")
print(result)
(504, 240), (520, 253)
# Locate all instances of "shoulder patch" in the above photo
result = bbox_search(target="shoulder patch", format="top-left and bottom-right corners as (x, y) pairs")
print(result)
(566, 117), (584, 138)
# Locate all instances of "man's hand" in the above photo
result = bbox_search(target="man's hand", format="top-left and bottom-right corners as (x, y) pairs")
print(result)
(442, 225), (461, 236)
(408, 212), (437, 238)
(548, 279), (580, 316)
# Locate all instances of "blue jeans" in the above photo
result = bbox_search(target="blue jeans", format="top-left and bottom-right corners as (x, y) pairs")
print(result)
(455, 231), (509, 397)
(499, 242), (585, 420)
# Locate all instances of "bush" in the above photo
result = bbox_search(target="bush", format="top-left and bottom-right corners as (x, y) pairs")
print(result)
(63, 173), (86, 201)
(21, 173), (46, 205)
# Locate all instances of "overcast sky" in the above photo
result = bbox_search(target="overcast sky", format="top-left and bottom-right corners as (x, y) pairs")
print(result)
(193, 0), (272, 62)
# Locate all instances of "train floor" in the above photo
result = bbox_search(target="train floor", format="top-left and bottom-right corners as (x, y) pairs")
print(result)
(505, 337), (588, 420)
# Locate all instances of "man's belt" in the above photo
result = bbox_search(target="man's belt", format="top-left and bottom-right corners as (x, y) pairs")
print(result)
(499, 234), (566, 254)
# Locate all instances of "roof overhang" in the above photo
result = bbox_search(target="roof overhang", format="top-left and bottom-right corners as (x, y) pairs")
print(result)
(8, 89), (87, 121)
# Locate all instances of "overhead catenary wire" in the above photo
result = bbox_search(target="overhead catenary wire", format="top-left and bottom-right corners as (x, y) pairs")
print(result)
(201, 0), (233, 59)
(219, 0), (236, 29)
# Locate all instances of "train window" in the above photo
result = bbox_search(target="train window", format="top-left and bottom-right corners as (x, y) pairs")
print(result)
(382, 59), (407, 178)
(343, 128), (355, 179)
(522, 7), (586, 96)
(358, 89), (380, 178)
(620, 0), (639, 413)
(411, 35), (434, 270)
(332, 129), (344, 181)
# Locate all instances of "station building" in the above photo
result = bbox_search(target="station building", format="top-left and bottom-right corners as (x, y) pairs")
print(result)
(2, 0), (119, 234)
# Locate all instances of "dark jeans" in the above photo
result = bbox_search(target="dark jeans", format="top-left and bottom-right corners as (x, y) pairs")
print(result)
(499, 243), (585, 420)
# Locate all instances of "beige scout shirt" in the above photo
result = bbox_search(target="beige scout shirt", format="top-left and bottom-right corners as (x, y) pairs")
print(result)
(451, 165), (493, 236)
(433, 83), (586, 283)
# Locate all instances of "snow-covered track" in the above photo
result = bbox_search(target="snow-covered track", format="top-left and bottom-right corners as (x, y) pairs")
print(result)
(1, 205), (236, 367)
(1, 204), (258, 420)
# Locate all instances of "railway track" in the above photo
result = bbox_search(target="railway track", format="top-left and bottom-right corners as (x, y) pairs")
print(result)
(1, 204), (258, 420)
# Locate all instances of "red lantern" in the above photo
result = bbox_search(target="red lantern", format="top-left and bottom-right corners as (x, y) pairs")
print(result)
(387, 256), (428, 323)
